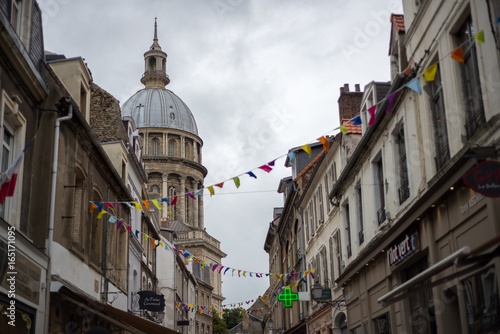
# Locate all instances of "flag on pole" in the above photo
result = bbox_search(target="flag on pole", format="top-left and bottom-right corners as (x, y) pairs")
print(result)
(0, 150), (25, 204)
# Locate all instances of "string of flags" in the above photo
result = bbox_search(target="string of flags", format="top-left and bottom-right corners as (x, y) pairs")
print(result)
(90, 202), (317, 279)
(176, 281), (309, 317)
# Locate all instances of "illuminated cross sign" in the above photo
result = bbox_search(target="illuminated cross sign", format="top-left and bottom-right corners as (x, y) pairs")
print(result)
(278, 287), (298, 308)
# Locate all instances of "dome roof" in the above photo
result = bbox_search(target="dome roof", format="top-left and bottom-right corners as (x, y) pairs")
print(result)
(121, 88), (198, 135)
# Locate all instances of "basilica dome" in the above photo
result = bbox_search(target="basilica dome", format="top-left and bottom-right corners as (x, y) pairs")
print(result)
(121, 88), (198, 135)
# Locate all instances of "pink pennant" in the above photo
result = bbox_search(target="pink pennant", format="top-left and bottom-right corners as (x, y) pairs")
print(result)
(105, 202), (114, 208)
(116, 221), (123, 230)
(259, 165), (272, 173)
(368, 105), (377, 126)
(171, 196), (178, 205)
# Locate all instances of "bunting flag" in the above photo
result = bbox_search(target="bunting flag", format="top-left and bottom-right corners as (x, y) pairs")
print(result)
(152, 199), (163, 210)
(187, 193), (196, 200)
(95, 202), (103, 212)
(131, 201), (142, 210)
(340, 125), (348, 135)
(318, 136), (330, 152)
(258, 165), (272, 173)
(287, 152), (295, 164)
(473, 30), (484, 45)
(90, 203), (98, 213)
(105, 202), (114, 209)
(97, 210), (107, 219)
(352, 115), (362, 125)
(161, 197), (169, 205)
(171, 196), (178, 205)
(142, 201), (150, 211)
(368, 105), (377, 126)
(385, 92), (397, 114)
(109, 216), (117, 223)
(405, 78), (422, 95)
(215, 182), (224, 188)
(424, 63), (438, 81)
(135, 230), (140, 239)
(233, 177), (240, 188)
(116, 202), (124, 211)
(208, 186), (214, 196)
(117, 221), (123, 230)
(247, 171), (257, 179)
(268, 160), (276, 166)
(195, 189), (202, 196)
(126, 225), (132, 233)
(151, 238), (156, 249)
(301, 144), (312, 157)
(451, 46), (464, 62)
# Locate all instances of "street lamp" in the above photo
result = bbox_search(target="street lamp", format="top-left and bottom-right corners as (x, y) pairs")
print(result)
(311, 282), (346, 310)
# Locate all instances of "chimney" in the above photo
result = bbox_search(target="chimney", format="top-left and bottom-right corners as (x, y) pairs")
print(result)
(338, 83), (363, 122)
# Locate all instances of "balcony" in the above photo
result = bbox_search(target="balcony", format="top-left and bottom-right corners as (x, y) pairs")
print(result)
(175, 230), (221, 249)
(358, 230), (364, 244)
(377, 207), (386, 225)
(465, 109), (485, 140)
(398, 183), (410, 204)
(434, 145), (450, 171)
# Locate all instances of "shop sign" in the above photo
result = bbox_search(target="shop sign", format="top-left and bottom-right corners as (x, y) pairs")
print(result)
(460, 192), (484, 215)
(0, 239), (41, 305)
(387, 234), (416, 267)
(137, 291), (165, 312)
(463, 161), (500, 197)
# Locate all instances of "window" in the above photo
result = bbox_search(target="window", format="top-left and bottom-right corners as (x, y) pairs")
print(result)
(325, 174), (330, 212)
(71, 168), (86, 251)
(305, 209), (310, 241)
(374, 314), (391, 334)
(318, 185), (324, 223)
(396, 124), (410, 204)
(185, 140), (191, 160)
(457, 16), (484, 140)
(313, 196), (318, 230)
(10, 0), (22, 34)
(308, 203), (314, 236)
(335, 230), (343, 275)
(168, 139), (176, 157)
(356, 185), (364, 244)
(320, 247), (328, 287)
(344, 202), (352, 258)
(329, 235), (335, 283)
(0, 92), (26, 229)
(152, 139), (159, 155)
(150, 184), (160, 194)
(373, 156), (386, 224)
(427, 62), (450, 170)
(167, 186), (176, 220)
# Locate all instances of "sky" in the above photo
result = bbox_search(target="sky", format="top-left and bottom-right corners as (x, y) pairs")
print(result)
(40, 0), (401, 306)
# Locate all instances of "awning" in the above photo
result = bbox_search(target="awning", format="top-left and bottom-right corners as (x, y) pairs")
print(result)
(51, 276), (177, 334)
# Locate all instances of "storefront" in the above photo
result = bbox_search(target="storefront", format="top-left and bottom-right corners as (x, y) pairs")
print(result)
(338, 156), (500, 334)
(0, 222), (48, 334)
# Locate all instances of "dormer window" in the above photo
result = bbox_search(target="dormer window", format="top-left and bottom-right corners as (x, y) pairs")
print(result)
(10, 0), (22, 35)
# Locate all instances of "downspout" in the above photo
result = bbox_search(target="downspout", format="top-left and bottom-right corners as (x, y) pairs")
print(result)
(45, 98), (73, 333)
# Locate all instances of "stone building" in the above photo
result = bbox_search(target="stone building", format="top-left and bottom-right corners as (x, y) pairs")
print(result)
(121, 19), (226, 334)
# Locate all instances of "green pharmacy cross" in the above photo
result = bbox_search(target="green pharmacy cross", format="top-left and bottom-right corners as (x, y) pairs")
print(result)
(278, 287), (298, 308)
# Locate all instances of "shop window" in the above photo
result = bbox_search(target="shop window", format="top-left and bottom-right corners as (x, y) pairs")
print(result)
(426, 61), (450, 170)
(463, 267), (500, 333)
(374, 313), (391, 334)
(456, 16), (485, 140)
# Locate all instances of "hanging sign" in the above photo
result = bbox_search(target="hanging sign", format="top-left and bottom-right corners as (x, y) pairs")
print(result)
(278, 287), (298, 308)
(463, 160), (500, 197)
(137, 291), (165, 312)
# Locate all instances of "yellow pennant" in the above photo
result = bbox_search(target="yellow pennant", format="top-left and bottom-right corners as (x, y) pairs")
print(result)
(97, 210), (107, 219)
(301, 144), (312, 157)
(131, 201), (142, 210)
(152, 199), (163, 210)
(424, 63), (438, 81)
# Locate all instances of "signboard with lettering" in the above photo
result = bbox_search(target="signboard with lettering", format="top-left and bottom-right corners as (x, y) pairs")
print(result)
(137, 291), (165, 312)
(463, 160), (500, 197)
(387, 233), (417, 267)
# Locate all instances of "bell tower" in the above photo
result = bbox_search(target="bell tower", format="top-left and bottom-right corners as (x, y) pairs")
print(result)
(141, 18), (170, 88)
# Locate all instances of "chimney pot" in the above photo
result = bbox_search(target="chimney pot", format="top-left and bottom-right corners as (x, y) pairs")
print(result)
(340, 87), (344, 94)
(344, 84), (349, 92)
(355, 84), (360, 92)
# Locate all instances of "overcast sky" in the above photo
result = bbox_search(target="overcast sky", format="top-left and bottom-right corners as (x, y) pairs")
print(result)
(40, 0), (401, 307)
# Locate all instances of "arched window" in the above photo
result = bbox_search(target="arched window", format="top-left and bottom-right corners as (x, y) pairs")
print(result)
(148, 57), (156, 71)
(152, 139), (159, 156)
(185, 141), (191, 160)
(168, 186), (176, 220)
(150, 184), (160, 194)
(168, 140), (176, 157)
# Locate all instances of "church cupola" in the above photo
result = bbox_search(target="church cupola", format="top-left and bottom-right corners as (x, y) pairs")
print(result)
(141, 18), (170, 88)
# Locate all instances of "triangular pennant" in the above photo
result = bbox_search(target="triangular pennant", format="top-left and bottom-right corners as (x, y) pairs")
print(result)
(318, 136), (330, 152)
(116, 221), (123, 230)
(215, 182), (224, 188)
(385, 92), (397, 114)
(287, 152), (295, 165)
(268, 160), (276, 166)
(95, 202), (103, 212)
(340, 125), (348, 134)
(258, 165), (272, 173)
(451, 46), (464, 63)
(171, 196), (178, 205)
(89, 203), (98, 213)
(105, 202), (114, 209)
(116, 202), (124, 211)
(151, 199), (163, 210)
(195, 189), (202, 196)
(233, 177), (240, 188)
(97, 210), (107, 219)
(352, 115), (362, 125)
(368, 105), (377, 126)
(301, 145), (312, 157)
(126, 225), (132, 233)
(151, 238), (156, 249)
(142, 201), (150, 211)
(124, 202), (134, 209)
(247, 171), (257, 179)
(135, 230), (140, 239)
(405, 78), (422, 95)
(187, 193), (196, 200)
(208, 186), (214, 196)
(131, 201), (142, 210)
(108, 216), (117, 223)
(473, 30), (484, 45)
(424, 63), (438, 81)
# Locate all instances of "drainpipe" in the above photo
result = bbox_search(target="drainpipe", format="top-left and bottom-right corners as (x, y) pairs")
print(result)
(44, 98), (73, 333)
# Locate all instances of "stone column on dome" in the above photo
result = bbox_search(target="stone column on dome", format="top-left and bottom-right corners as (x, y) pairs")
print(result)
(144, 131), (149, 155)
(162, 175), (168, 219)
(162, 133), (167, 155)
(199, 185), (204, 229)
(180, 177), (186, 224)
(193, 179), (199, 228)
(181, 136), (185, 159)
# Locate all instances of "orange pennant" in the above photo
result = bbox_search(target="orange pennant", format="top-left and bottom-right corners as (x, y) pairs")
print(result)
(451, 46), (464, 63)
(151, 238), (156, 249)
(89, 203), (98, 213)
(318, 136), (330, 152)
(142, 201), (150, 211)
